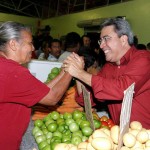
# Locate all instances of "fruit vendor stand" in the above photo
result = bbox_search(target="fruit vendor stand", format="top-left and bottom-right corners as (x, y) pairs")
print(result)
(27, 60), (107, 120)
(21, 60), (112, 150)
(24, 60), (150, 150)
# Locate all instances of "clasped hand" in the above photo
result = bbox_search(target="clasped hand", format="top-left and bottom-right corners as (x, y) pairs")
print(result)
(62, 53), (85, 78)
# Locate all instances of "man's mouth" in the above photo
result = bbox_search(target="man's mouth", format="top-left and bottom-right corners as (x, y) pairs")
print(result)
(103, 50), (109, 54)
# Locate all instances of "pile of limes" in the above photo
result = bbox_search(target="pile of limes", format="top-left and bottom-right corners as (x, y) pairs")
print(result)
(32, 110), (101, 150)
(45, 67), (75, 88)
(45, 67), (61, 83)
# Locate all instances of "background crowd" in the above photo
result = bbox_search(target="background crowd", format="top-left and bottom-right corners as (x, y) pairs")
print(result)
(31, 25), (150, 74)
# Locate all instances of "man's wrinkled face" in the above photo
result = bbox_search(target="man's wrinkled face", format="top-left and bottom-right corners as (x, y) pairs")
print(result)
(99, 25), (126, 65)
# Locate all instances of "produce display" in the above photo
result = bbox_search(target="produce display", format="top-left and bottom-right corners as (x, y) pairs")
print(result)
(31, 67), (150, 150)
(32, 66), (83, 121)
(54, 121), (150, 150)
(32, 85), (84, 120)
(32, 110), (113, 150)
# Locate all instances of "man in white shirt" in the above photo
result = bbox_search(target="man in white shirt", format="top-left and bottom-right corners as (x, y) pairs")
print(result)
(58, 32), (81, 62)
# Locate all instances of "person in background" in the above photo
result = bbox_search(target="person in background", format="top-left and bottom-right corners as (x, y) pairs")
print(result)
(47, 39), (62, 61)
(33, 29), (43, 52)
(63, 17), (150, 129)
(0, 21), (72, 150)
(146, 42), (150, 51)
(38, 39), (62, 61)
(77, 46), (100, 74)
(81, 34), (91, 48)
(58, 32), (81, 62)
(33, 29), (46, 58)
(137, 43), (147, 50)
(59, 35), (66, 53)
(33, 26), (53, 58)
(133, 35), (138, 48)
(38, 41), (50, 60)
(42, 25), (53, 43)
(92, 41), (106, 68)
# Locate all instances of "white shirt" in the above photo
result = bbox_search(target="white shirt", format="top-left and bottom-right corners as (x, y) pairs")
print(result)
(58, 51), (72, 62)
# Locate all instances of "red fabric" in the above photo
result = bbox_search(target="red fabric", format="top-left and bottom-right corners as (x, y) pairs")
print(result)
(76, 46), (150, 129)
(0, 57), (50, 150)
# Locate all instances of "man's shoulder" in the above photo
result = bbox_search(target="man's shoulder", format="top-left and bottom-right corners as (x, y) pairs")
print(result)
(132, 49), (150, 59)
(131, 46), (150, 55)
(58, 51), (71, 62)
(127, 48), (150, 68)
(127, 47), (150, 61)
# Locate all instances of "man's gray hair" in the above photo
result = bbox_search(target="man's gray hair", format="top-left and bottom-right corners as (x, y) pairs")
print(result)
(100, 18), (134, 45)
(0, 21), (31, 50)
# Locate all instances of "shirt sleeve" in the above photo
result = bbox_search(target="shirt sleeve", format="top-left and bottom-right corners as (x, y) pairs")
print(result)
(5, 67), (50, 107)
(91, 53), (150, 100)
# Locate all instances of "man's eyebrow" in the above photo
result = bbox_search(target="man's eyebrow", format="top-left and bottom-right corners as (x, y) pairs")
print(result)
(100, 35), (109, 38)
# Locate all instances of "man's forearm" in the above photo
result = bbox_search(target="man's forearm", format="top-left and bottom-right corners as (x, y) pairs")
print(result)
(76, 70), (92, 87)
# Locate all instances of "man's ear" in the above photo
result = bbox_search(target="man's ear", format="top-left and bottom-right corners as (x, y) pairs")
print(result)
(120, 35), (128, 46)
(8, 39), (18, 51)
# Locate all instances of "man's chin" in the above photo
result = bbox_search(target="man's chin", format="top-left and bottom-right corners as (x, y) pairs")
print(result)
(25, 58), (32, 64)
(105, 56), (111, 62)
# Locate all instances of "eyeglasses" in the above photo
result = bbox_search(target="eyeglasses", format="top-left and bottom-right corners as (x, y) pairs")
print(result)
(98, 36), (112, 45)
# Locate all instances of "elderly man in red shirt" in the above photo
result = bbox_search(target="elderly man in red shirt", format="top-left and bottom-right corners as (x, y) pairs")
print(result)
(63, 17), (150, 129)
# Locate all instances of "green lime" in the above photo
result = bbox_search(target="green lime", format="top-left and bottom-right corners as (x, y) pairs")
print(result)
(38, 140), (48, 149)
(79, 120), (90, 129)
(43, 115), (52, 123)
(57, 124), (65, 133)
(48, 73), (58, 80)
(51, 111), (60, 120)
(42, 128), (49, 135)
(42, 145), (51, 150)
(81, 126), (93, 137)
(51, 67), (60, 75)
(63, 112), (72, 120)
(45, 119), (55, 127)
(56, 118), (65, 125)
(34, 130), (44, 138)
(71, 135), (82, 146)
(46, 132), (53, 139)
(93, 119), (101, 129)
(34, 119), (44, 128)
(47, 123), (57, 132)
(32, 126), (40, 136)
(36, 135), (46, 144)
(53, 131), (62, 139)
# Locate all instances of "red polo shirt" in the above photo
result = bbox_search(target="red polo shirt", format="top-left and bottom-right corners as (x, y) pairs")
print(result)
(76, 46), (150, 128)
(0, 57), (50, 150)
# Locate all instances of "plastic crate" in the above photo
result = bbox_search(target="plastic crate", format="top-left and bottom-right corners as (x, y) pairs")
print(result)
(27, 59), (62, 82)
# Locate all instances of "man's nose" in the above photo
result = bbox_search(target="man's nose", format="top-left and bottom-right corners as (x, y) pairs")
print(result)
(100, 40), (106, 49)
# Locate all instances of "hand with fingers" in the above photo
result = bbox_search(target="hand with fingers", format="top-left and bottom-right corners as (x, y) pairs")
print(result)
(62, 53), (85, 78)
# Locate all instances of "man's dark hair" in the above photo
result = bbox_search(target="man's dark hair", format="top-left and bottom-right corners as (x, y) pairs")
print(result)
(65, 32), (81, 49)
(49, 39), (61, 48)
